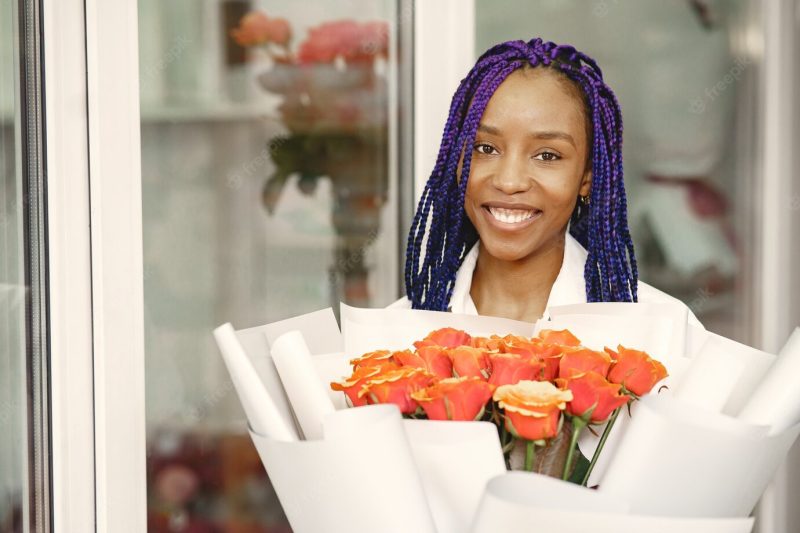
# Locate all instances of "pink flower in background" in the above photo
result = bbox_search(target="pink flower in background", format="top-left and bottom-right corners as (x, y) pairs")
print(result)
(297, 20), (389, 64)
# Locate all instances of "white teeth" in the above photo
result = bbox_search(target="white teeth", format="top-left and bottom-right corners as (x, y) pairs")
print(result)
(488, 207), (536, 224)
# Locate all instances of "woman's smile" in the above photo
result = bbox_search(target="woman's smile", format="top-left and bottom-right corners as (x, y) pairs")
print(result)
(481, 203), (543, 230)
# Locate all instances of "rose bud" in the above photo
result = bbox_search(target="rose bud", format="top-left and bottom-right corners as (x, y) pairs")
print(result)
(413, 327), (472, 349)
(558, 347), (612, 379)
(606, 345), (668, 396)
(447, 346), (492, 380)
(410, 377), (493, 421)
(331, 365), (386, 407)
(538, 329), (582, 347)
(488, 353), (545, 387)
(350, 349), (395, 369)
(556, 371), (630, 424)
(493, 381), (573, 441)
(358, 367), (434, 414)
(394, 346), (453, 379)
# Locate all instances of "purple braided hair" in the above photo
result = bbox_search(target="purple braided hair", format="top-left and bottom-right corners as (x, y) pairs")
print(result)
(405, 38), (638, 310)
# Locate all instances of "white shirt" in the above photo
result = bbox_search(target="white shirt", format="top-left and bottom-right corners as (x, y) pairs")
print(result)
(389, 234), (701, 326)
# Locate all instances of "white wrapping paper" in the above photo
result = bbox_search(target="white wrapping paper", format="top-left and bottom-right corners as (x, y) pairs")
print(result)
(261, 307), (343, 354)
(270, 331), (336, 439)
(402, 420), (506, 533)
(675, 332), (775, 415)
(547, 302), (689, 359)
(470, 472), (753, 533)
(310, 352), (352, 410)
(599, 393), (800, 517)
(213, 323), (298, 441)
(249, 404), (436, 533)
(341, 303), (535, 358)
(738, 327), (800, 434)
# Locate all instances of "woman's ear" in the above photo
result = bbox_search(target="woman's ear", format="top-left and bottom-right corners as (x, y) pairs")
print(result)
(579, 169), (592, 198)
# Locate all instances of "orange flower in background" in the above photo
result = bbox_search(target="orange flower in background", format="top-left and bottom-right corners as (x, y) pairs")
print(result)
(606, 346), (668, 396)
(448, 346), (492, 380)
(538, 329), (582, 347)
(410, 377), (493, 421)
(413, 327), (472, 349)
(350, 349), (394, 369)
(231, 12), (291, 47)
(488, 353), (545, 387)
(558, 347), (612, 379)
(556, 371), (630, 423)
(331, 365), (386, 407)
(494, 381), (573, 441)
(358, 367), (434, 414)
(394, 346), (453, 379)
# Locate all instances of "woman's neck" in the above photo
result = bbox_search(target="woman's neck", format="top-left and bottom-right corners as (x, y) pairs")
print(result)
(470, 234), (566, 323)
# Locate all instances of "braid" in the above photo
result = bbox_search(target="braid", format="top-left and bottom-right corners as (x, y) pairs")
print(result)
(405, 38), (638, 309)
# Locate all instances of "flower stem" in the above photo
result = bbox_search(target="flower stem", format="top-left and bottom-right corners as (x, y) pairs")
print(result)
(524, 440), (536, 472)
(562, 417), (586, 481)
(581, 406), (621, 486)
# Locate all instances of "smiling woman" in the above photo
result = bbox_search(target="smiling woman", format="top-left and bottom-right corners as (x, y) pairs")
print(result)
(391, 38), (698, 325)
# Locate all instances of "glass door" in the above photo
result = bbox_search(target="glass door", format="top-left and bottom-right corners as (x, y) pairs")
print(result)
(135, 1), (410, 530)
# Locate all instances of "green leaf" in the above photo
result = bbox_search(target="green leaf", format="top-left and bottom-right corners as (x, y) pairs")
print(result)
(567, 448), (591, 485)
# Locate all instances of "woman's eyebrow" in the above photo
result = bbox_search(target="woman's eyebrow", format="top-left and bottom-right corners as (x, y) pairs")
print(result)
(477, 123), (575, 147)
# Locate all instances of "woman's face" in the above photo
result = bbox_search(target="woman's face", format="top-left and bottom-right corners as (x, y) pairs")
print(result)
(462, 67), (591, 263)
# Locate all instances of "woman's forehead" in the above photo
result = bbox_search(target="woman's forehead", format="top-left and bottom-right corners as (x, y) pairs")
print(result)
(481, 68), (586, 137)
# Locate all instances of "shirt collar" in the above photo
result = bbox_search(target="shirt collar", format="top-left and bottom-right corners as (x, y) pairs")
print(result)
(447, 234), (588, 318)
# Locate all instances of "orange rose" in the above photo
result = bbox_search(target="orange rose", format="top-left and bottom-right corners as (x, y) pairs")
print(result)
(394, 346), (453, 379)
(350, 349), (395, 369)
(447, 346), (491, 380)
(558, 347), (612, 379)
(538, 328), (582, 347)
(488, 353), (545, 387)
(410, 377), (493, 421)
(493, 381), (573, 441)
(470, 335), (504, 351)
(413, 327), (472, 349)
(358, 367), (434, 414)
(606, 345), (668, 396)
(501, 337), (564, 381)
(331, 365), (385, 407)
(556, 371), (630, 423)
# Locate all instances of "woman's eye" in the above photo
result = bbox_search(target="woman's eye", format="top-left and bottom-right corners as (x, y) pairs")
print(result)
(473, 143), (497, 155)
(534, 151), (561, 162)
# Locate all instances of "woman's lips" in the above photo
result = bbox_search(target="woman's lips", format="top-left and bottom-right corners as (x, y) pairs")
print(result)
(481, 205), (542, 230)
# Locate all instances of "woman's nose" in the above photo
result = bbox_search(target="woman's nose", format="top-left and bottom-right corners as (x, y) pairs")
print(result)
(491, 152), (532, 195)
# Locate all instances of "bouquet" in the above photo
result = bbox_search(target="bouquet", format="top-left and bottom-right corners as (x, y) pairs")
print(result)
(330, 326), (667, 484)
(213, 303), (800, 533)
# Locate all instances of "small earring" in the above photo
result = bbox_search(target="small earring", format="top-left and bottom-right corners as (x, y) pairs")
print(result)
(580, 194), (591, 207)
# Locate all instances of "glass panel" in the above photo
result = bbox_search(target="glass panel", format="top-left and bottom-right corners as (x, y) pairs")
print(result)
(1, 0), (49, 530)
(475, 0), (759, 341)
(138, 1), (404, 529)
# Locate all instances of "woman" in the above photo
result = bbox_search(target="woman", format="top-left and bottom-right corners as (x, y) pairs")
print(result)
(391, 38), (699, 325)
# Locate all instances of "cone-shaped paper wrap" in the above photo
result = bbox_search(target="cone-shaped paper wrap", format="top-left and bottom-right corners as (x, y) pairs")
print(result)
(599, 393), (800, 517)
(738, 327), (800, 434)
(470, 472), (753, 533)
(270, 330), (336, 439)
(213, 323), (297, 441)
(250, 404), (436, 533)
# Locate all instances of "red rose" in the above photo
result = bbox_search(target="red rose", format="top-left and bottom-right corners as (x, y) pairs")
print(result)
(358, 367), (434, 414)
(413, 327), (472, 349)
(394, 346), (453, 379)
(488, 353), (545, 387)
(538, 328), (582, 347)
